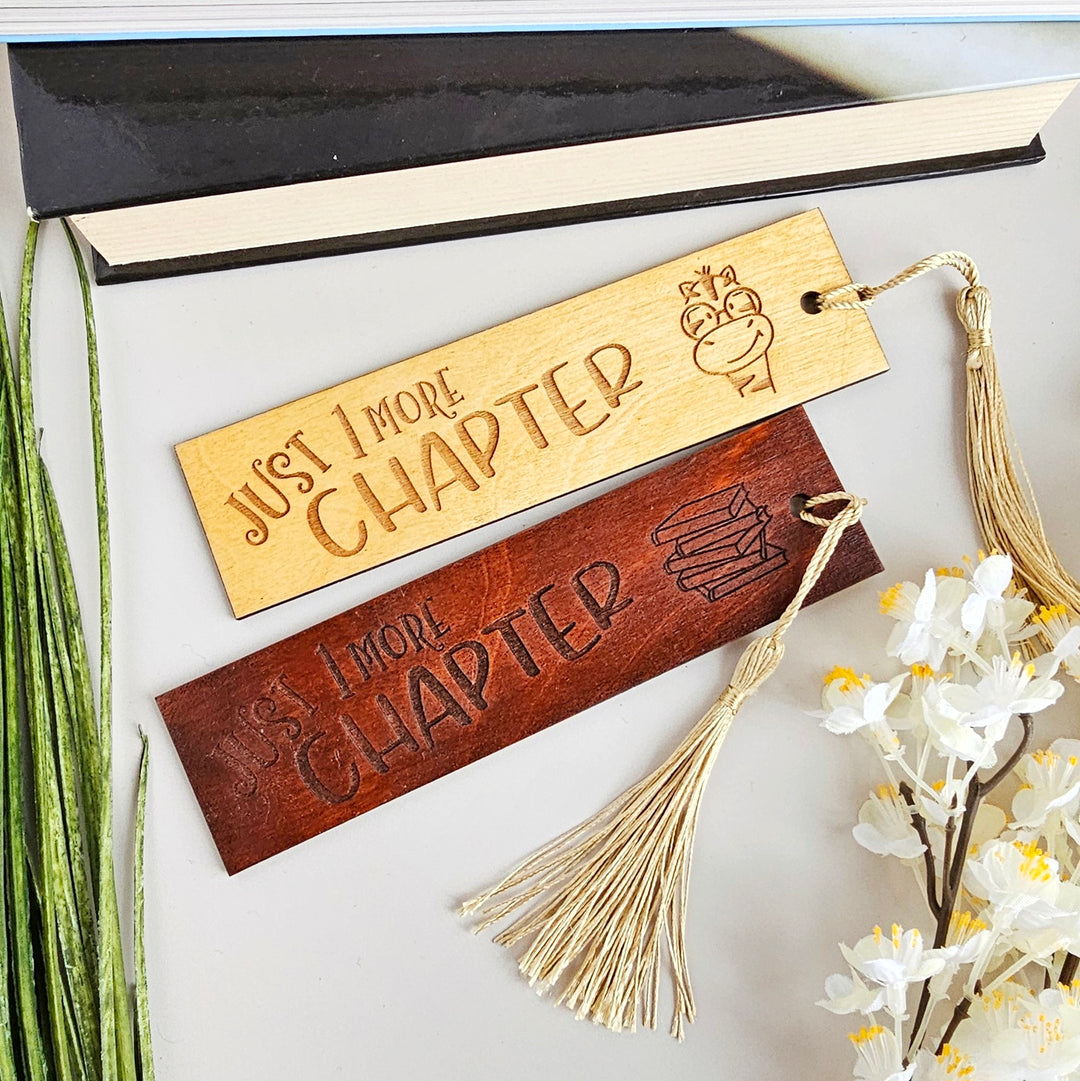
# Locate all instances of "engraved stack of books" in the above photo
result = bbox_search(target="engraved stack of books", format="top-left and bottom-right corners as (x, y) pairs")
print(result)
(651, 484), (788, 602)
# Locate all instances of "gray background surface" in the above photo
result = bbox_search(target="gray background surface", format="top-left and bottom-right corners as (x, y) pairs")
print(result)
(2, 35), (1080, 1080)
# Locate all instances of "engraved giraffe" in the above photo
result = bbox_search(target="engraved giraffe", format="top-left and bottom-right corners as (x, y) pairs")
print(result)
(678, 265), (776, 396)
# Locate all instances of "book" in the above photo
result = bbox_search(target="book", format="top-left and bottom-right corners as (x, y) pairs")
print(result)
(651, 485), (749, 545)
(674, 506), (770, 556)
(8, 24), (1080, 283)
(664, 521), (768, 575)
(682, 544), (789, 602)
(2, 2), (1079, 40)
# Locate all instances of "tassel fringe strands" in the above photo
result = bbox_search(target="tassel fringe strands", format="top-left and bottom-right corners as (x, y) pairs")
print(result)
(461, 492), (865, 1039)
(816, 253), (1080, 618)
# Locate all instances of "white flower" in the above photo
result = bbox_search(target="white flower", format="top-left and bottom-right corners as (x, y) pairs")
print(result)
(927, 910), (996, 999)
(853, 786), (925, 861)
(957, 984), (1032, 1081)
(848, 1026), (916, 1081)
(942, 652), (1063, 730)
(1033, 605), (1080, 681)
(909, 1046), (979, 1081)
(840, 925), (945, 1019)
(916, 775), (970, 828)
(937, 911), (994, 967)
(1046, 981), (1080, 1040)
(965, 839), (1062, 919)
(1013, 1009), (1080, 1081)
(897, 664), (946, 740)
(818, 971), (886, 1016)
(881, 570), (967, 668)
(818, 668), (906, 756)
(960, 553), (1015, 638)
(1012, 741), (1080, 845)
(973, 592), (1039, 659)
(920, 676), (1008, 766)
(963, 983), (1080, 1081)
(1006, 880), (1080, 958)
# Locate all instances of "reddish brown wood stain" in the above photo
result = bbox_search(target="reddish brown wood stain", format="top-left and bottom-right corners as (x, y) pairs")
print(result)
(157, 408), (880, 873)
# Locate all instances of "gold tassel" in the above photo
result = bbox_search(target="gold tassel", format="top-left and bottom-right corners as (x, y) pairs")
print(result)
(461, 492), (865, 1038)
(816, 253), (1080, 617)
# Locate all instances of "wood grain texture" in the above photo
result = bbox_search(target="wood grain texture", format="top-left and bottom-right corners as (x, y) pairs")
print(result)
(158, 407), (882, 874)
(176, 209), (887, 617)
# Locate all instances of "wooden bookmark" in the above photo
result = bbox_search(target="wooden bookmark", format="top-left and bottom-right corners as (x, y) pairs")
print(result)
(157, 407), (881, 874)
(177, 209), (887, 616)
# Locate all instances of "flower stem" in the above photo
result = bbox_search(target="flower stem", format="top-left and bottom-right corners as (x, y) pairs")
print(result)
(899, 783), (940, 917)
(979, 714), (1034, 796)
(936, 992), (974, 1054)
(1060, 954), (1079, 986)
(945, 789), (977, 904)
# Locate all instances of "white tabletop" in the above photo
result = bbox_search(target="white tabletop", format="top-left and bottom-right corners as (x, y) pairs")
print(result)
(1, 40), (1079, 1080)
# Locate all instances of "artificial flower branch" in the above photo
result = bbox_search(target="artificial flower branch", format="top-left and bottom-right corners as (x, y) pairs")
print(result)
(817, 553), (1080, 1081)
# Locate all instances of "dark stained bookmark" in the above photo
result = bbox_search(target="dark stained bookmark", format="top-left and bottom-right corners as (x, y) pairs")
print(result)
(157, 407), (880, 873)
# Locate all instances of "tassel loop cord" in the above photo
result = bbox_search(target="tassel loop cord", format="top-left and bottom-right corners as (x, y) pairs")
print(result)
(816, 251), (981, 310)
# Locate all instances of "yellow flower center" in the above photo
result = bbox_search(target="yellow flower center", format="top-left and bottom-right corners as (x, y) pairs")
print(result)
(938, 1045), (975, 1078)
(848, 1026), (884, 1046)
(824, 666), (868, 693)
(1019, 1012), (1064, 1053)
(947, 911), (987, 945)
(1014, 840), (1053, 883)
(879, 584), (903, 614)
(1033, 604), (1068, 625)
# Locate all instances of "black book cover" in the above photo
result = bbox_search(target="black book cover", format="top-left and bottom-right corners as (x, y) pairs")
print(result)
(9, 31), (867, 217)
(4, 29), (1060, 281)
